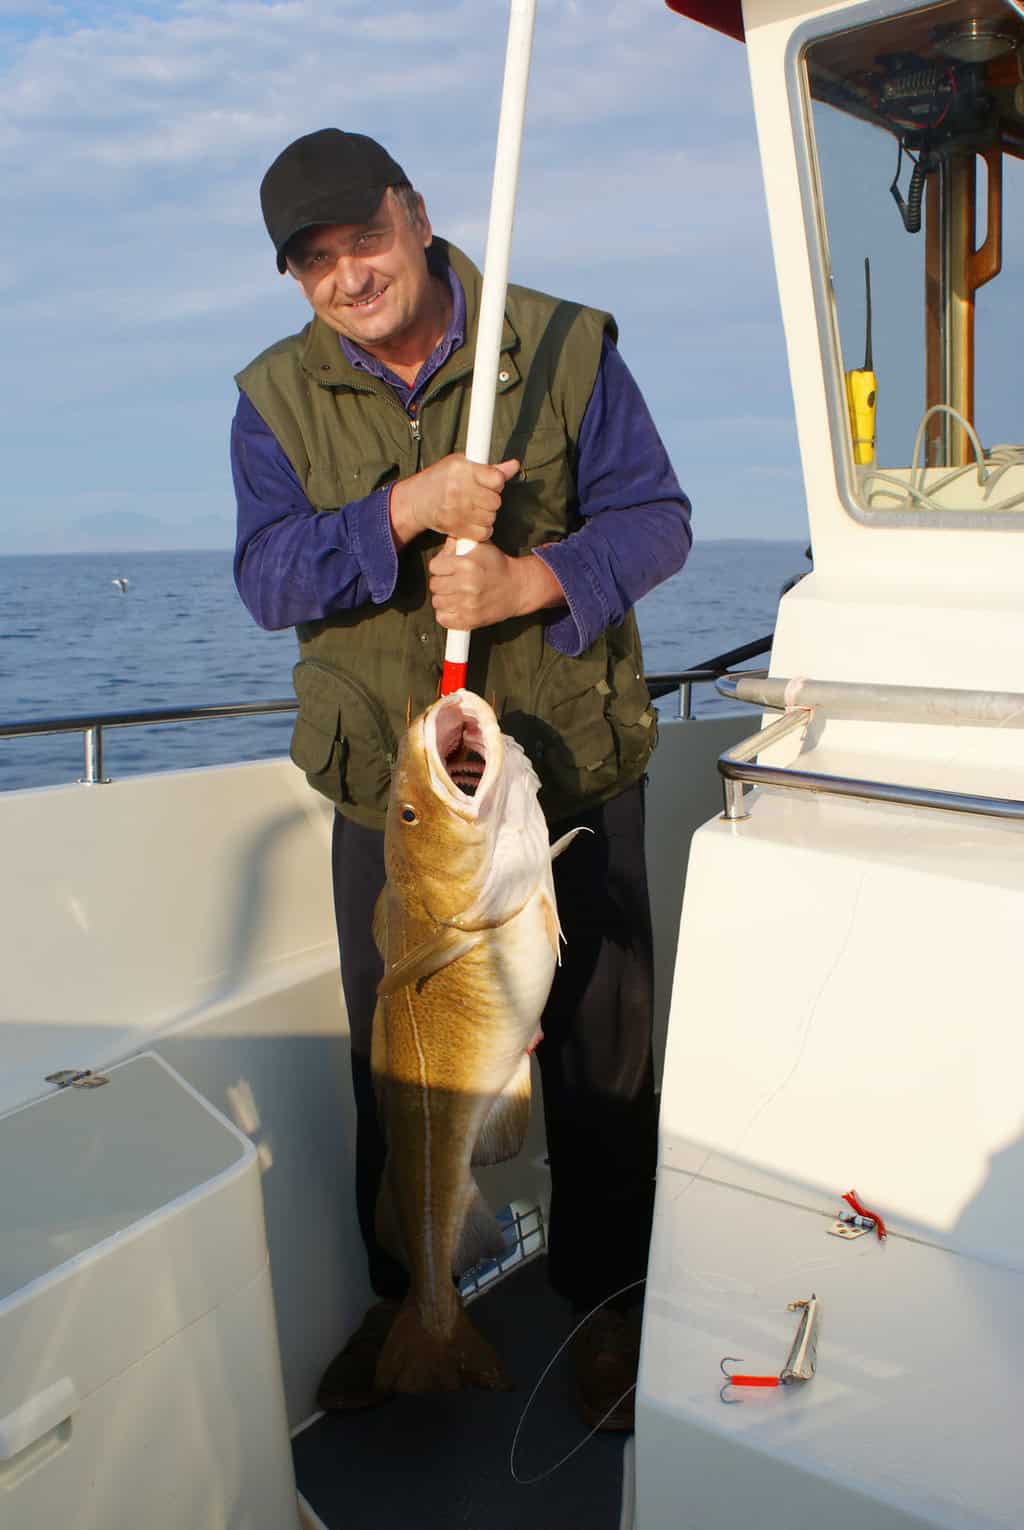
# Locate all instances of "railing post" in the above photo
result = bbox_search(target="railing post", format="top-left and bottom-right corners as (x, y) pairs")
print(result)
(80, 725), (110, 785)
(719, 708), (812, 822)
(679, 680), (693, 720)
(723, 776), (749, 820)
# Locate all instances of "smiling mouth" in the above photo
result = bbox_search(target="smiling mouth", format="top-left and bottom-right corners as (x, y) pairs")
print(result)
(349, 287), (386, 309)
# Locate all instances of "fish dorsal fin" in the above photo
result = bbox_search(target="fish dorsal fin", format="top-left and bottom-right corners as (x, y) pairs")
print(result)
(550, 825), (593, 862)
(376, 926), (484, 997)
(471, 1054), (532, 1166)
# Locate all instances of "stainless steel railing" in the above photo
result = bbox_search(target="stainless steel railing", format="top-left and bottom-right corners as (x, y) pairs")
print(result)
(716, 674), (1024, 824)
(0, 700), (299, 785)
(0, 636), (776, 785)
(647, 634), (774, 719)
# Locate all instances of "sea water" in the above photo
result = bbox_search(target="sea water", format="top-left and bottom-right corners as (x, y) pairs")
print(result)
(0, 541), (807, 793)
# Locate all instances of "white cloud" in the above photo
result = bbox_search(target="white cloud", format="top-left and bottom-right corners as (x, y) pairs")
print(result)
(0, 0), (802, 548)
(1, 0), (742, 172)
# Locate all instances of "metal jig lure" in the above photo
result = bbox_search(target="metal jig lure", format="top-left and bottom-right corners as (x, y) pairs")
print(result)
(720, 1294), (819, 1404)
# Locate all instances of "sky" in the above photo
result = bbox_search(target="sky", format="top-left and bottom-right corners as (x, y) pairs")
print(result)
(0, 0), (806, 555)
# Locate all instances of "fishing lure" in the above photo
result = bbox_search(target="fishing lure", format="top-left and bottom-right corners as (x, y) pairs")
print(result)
(720, 1294), (819, 1403)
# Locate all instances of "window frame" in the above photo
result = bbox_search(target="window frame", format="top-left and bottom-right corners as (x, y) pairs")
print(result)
(787, 0), (1024, 530)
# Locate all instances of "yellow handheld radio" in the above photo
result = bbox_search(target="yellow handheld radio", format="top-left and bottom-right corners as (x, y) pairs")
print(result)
(845, 257), (877, 465)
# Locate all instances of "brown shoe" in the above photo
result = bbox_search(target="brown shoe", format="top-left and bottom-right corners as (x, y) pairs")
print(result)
(316, 1300), (401, 1412)
(572, 1305), (641, 1433)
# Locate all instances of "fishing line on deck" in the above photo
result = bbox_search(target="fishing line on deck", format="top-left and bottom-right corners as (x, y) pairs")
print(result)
(509, 1277), (645, 1486)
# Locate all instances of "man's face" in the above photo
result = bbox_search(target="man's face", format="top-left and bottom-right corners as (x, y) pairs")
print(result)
(285, 189), (434, 350)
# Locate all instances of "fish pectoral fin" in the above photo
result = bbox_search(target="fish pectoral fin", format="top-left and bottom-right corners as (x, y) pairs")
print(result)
(471, 1054), (532, 1166)
(541, 892), (561, 962)
(376, 928), (484, 998)
(544, 826), (591, 962)
(453, 1181), (506, 1277)
(550, 825), (594, 862)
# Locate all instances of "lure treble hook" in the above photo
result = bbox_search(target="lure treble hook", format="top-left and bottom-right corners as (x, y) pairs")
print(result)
(719, 1294), (820, 1404)
(719, 1357), (780, 1404)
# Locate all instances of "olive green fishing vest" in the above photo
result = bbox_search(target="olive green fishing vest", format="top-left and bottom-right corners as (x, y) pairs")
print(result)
(236, 240), (657, 828)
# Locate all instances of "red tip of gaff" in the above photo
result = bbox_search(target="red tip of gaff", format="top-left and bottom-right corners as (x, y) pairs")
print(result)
(440, 661), (467, 696)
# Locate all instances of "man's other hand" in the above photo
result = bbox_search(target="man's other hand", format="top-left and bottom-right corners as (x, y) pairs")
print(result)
(389, 454), (519, 550)
(428, 539), (565, 631)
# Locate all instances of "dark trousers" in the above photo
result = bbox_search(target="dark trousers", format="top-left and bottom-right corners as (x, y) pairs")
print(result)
(331, 779), (658, 1313)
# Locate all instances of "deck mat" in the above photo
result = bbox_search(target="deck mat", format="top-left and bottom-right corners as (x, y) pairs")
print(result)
(292, 1256), (625, 1529)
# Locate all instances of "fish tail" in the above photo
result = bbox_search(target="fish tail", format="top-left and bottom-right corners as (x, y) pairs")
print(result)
(375, 1297), (510, 1395)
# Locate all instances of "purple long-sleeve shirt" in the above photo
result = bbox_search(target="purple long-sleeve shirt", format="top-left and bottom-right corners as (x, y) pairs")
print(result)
(232, 269), (691, 657)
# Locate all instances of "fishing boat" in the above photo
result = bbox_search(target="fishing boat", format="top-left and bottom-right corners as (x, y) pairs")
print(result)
(2, 0), (1021, 1524)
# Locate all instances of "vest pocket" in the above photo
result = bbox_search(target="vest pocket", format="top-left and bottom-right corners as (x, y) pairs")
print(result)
(518, 428), (568, 475)
(498, 429), (573, 551)
(535, 655), (620, 801)
(607, 655), (659, 774)
(291, 659), (397, 809)
(307, 457), (400, 512)
(518, 430), (572, 514)
(530, 648), (657, 809)
(548, 695), (619, 793)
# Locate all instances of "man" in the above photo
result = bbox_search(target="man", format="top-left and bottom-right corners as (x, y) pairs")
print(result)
(232, 128), (692, 1431)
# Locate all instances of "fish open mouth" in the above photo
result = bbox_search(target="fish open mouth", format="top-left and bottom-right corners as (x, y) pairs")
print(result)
(428, 692), (499, 807)
(446, 740), (486, 796)
(438, 715), (487, 796)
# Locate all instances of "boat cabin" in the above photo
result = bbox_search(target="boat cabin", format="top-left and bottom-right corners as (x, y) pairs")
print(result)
(641, 3), (1024, 1528)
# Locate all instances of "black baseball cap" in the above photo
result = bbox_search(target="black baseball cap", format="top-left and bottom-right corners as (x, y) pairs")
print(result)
(260, 129), (410, 273)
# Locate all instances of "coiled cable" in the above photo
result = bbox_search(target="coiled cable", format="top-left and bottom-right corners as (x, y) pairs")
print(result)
(860, 403), (1024, 513)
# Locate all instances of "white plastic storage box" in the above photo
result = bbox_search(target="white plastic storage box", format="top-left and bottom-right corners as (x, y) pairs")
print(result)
(0, 1052), (300, 1530)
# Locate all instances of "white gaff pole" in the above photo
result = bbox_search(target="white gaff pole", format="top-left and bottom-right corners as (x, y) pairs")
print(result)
(440, 0), (537, 696)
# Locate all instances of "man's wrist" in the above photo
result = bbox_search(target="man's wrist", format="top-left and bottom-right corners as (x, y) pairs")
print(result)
(518, 548), (566, 617)
(388, 479), (419, 552)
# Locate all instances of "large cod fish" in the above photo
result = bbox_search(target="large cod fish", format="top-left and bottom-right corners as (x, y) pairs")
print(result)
(371, 688), (579, 1395)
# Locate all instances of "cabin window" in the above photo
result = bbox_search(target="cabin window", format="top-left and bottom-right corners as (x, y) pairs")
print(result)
(802, 0), (1024, 524)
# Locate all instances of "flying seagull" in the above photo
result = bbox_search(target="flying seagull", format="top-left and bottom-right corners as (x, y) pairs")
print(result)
(112, 577), (129, 593)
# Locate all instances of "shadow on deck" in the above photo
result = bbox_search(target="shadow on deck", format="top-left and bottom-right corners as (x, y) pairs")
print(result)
(293, 1257), (626, 1528)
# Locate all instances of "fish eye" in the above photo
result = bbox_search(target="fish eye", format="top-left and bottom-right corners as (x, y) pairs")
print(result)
(400, 805), (418, 824)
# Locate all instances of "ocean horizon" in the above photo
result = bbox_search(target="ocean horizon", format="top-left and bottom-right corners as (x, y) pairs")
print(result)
(0, 539), (807, 793)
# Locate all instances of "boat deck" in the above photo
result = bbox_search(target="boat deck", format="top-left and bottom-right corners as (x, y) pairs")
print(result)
(292, 1257), (626, 1528)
